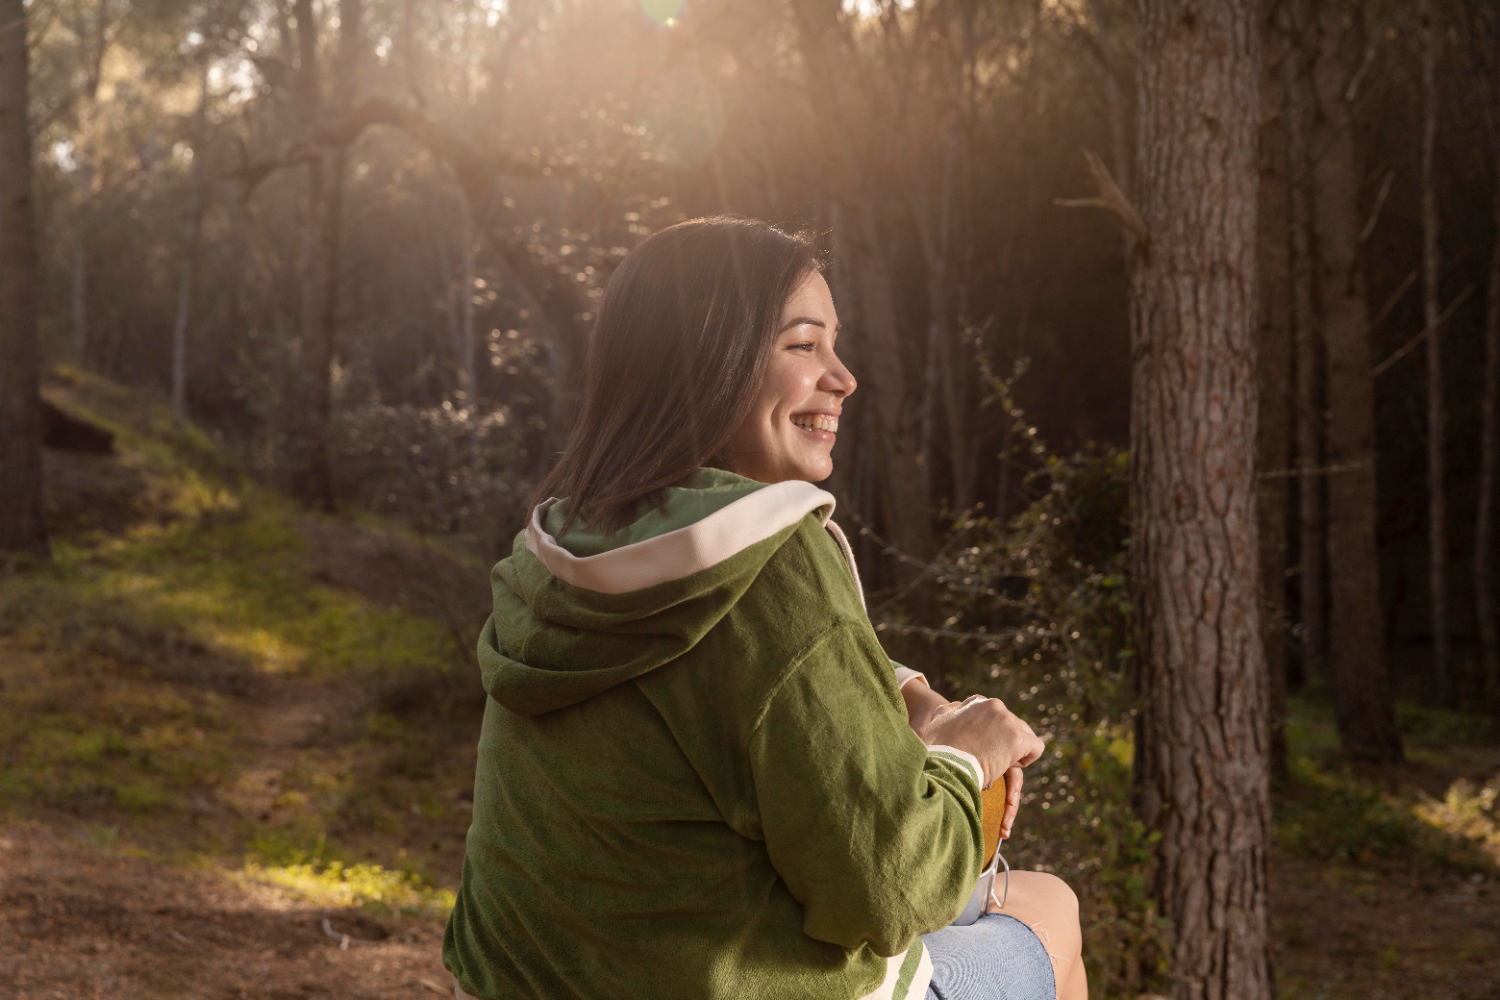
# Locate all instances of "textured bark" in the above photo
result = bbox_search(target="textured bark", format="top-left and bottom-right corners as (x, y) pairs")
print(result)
(1130, 1), (1272, 997)
(0, 0), (49, 557)
(1257, 5), (1291, 781)
(1312, 0), (1403, 762)
(1421, 0), (1450, 706)
(1285, 0), (1327, 686)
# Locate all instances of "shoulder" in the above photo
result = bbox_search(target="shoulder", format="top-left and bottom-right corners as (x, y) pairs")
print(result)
(743, 511), (866, 625)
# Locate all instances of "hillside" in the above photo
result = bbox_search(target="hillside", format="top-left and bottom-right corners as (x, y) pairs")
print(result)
(2, 369), (491, 998)
(2, 370), (1499, 999)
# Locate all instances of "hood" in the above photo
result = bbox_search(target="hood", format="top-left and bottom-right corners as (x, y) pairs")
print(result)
(477, 467), (842, 715)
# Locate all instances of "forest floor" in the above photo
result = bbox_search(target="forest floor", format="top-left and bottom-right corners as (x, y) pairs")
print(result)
(2, 369), (1498, 1000)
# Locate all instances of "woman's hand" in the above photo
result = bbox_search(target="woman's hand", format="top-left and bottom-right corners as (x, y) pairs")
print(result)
(921, 695), (1045, 793)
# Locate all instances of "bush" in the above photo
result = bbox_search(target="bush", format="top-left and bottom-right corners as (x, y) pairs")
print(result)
(908, 445), (1168, 996)
(329, 401), (534, 557)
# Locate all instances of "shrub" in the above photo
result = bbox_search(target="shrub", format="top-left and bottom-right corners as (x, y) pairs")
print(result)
(902, 444), (1168, 996)
(329, 401), (533, 558)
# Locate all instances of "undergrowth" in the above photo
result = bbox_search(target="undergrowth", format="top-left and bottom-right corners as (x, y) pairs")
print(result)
(0, 369), (483, 905)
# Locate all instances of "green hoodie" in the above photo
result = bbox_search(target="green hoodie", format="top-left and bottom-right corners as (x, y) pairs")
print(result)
(443, 468), (986, 1000)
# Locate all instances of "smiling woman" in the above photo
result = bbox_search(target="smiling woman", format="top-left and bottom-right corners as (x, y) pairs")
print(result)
(444, 217), (1079, 1000)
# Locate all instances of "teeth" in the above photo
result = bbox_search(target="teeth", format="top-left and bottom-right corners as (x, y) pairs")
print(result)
(792, 414), (839, 433)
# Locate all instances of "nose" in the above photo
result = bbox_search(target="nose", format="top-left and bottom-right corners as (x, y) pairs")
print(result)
(820, 354), (857, 398)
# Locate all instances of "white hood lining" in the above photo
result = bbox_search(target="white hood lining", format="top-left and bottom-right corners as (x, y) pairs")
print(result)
(525, 480), (838, 595)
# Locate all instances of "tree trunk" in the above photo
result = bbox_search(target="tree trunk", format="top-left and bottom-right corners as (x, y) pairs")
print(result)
(1130, 1), (1272, 997)
(1312, 0), (1403, 761)
(172, 57), (211, 418)
(1482, 181), (1500, 714)
(1285, 0), (1327, 688)
(291, 0), (330, 507)
(291, 0), (362, 512)
(458, 187), (478, 404)
(1257, 3), (1292, 781)
(1421, 0), (1450, 706)
(0, 0), (49, 557)
(72, 238), (87, 362)
(1482, 25), (1500, 715)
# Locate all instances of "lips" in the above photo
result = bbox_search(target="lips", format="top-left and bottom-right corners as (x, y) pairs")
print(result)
(790, 413), (839, 433)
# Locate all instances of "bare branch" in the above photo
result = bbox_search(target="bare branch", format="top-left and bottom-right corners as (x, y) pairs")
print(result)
(1359, 167), (1397, 242)
(1055, 148), (1149, 245)
(1372, 283), (1476, 378)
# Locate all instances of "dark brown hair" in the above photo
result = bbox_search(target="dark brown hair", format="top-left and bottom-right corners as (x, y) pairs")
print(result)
(531, 216), (820, 536)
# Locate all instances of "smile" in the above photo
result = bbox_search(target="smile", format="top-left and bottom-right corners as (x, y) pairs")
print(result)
(791, 413), (839, 434)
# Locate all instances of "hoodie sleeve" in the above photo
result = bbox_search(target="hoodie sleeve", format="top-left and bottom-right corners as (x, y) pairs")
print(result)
(745, 620), (984, 957)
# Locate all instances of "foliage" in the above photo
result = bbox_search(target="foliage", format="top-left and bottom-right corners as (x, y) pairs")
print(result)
(329, 399), (534, 558)
(909, 442), (1168, 996)
(240, 832), (456, 916)
(1413, 776), (1500, 867)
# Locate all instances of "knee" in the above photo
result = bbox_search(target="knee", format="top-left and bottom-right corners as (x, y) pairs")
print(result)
(1032, 872), (1079, 921)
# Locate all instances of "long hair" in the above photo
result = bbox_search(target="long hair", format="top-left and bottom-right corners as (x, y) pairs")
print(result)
(531, 217), (820, 536)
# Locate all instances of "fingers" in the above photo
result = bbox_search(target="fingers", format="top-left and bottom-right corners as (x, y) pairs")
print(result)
(1015, 734), (1046, 768)
(1000, 766), (1023, 839)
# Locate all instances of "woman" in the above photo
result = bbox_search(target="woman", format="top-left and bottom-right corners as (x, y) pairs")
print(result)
(444, 218), (1086, 1000)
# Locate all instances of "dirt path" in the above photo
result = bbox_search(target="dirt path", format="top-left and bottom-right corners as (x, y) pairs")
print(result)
(0, 822), (452, 1000)
(1272, 851), (1500, 999)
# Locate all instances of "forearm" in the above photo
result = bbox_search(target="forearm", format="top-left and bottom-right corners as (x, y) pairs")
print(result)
(900, 675), (949, 737)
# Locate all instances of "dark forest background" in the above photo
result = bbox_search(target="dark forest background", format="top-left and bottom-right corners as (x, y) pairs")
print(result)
(28, 0), (1500, 705)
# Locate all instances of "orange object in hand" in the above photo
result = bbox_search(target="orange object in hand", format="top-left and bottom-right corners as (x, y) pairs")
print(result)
(980, 773), (1007, 867)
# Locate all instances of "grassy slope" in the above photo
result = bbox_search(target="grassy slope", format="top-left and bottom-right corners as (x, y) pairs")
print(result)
(1, 368), (491, 915)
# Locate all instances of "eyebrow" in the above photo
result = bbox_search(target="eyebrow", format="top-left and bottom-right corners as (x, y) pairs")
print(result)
(779, 317), (839, 333)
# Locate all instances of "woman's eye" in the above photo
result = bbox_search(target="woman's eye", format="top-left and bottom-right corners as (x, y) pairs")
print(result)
(786, 342), (816, 352)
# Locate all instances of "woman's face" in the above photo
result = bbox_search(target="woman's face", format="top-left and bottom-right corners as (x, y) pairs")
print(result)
(719, 271), (856, 484)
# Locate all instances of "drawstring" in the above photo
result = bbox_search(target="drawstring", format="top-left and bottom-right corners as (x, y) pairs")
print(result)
(987, 843), (1010, 912)
(823, 519), (866, 613)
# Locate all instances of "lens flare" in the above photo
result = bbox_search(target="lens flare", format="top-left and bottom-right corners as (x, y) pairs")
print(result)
(639, 0), (685, 25)
(638, 66), (724, 168)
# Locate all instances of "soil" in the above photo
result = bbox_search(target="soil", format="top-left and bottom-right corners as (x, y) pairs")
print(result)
(0, 822), (452, 1000)
(1272, 851), (1500, 999)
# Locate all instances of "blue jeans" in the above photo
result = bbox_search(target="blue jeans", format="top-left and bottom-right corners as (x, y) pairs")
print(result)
(921, 913), (1055, 1000)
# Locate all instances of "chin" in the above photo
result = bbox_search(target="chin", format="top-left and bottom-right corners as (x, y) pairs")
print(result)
(794, 459), (834, 483)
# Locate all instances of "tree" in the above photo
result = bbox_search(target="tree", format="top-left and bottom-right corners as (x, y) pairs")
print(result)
(1480, 3), (1500, 718)
(0, 0), (49, 557)
(1283, 0), (1328, 692)
(1258, 0), (1292, 780)
(1312, 0), (1402, 761)
(1128, 0), (1272, 995)
(285, 0), (363, 511)
(172, 51), (211, 417)
(1421, 0), (1451, 706)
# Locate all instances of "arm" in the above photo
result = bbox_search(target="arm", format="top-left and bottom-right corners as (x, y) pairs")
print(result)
(891, 666), (1037, 841)
(898, 672), (949, 737)
(749, 623), (985, 956)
